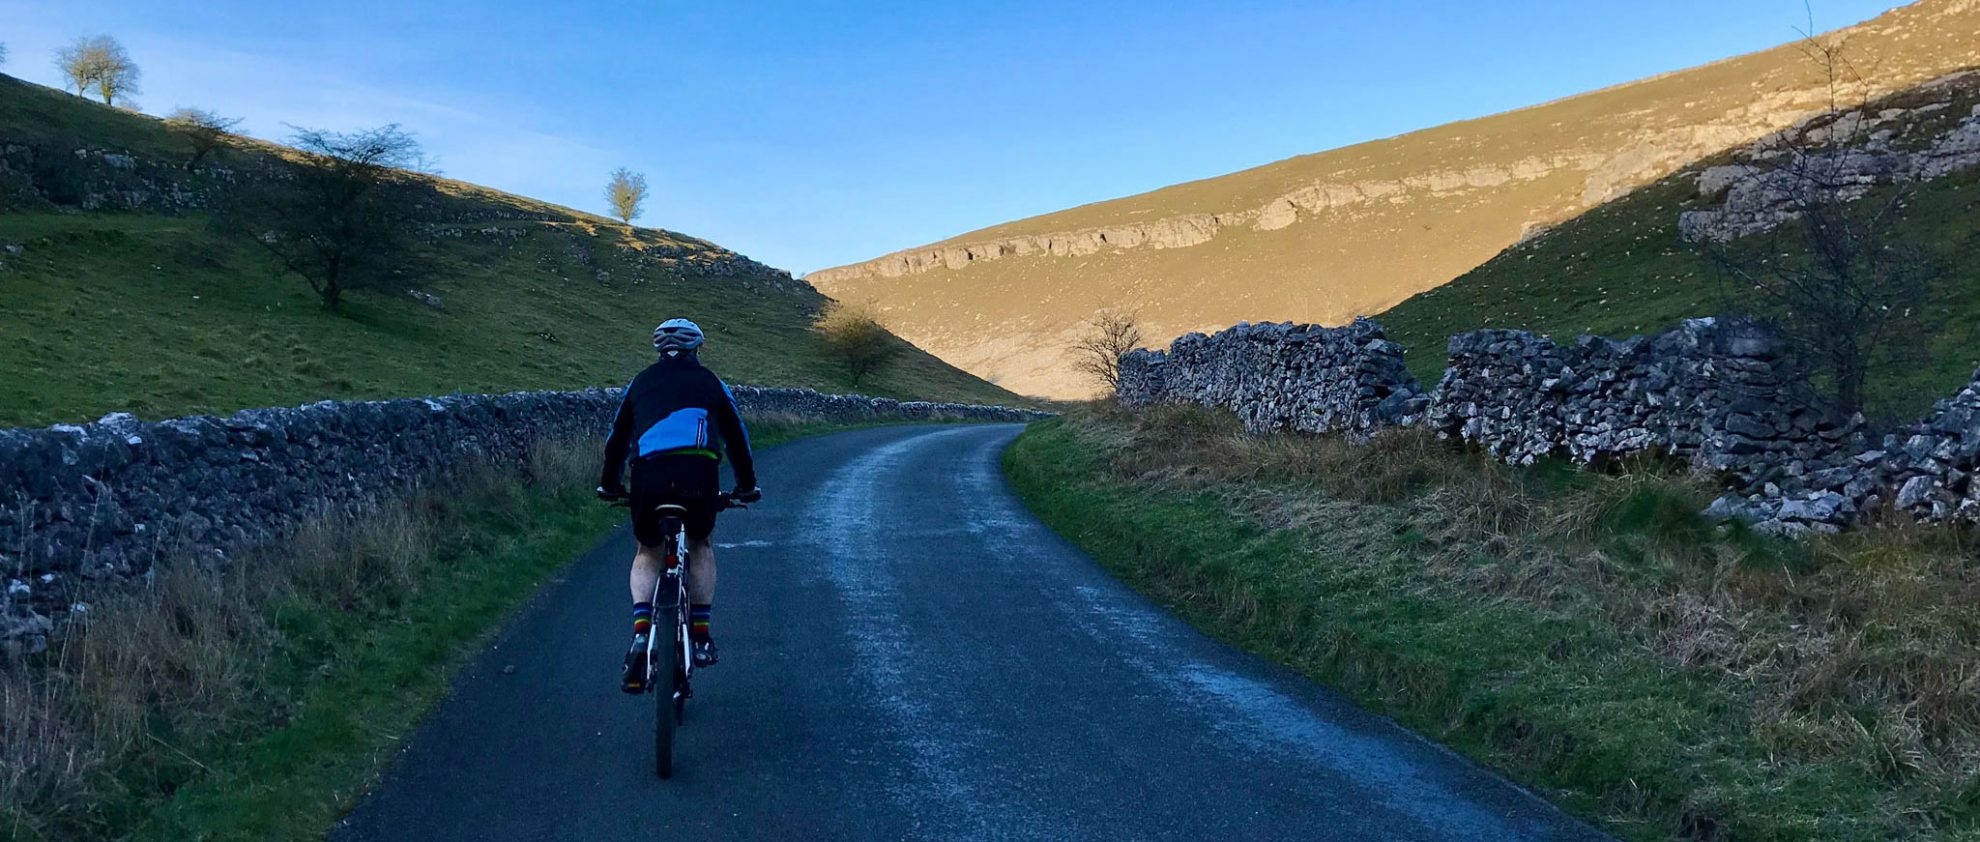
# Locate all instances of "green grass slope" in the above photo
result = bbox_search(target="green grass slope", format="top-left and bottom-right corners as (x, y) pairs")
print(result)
(1379, 79), (1980, 421)
(0, 75), (1020, 428)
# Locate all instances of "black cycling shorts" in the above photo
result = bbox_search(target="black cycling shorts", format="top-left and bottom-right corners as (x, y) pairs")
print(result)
(629, 454), (720, 546)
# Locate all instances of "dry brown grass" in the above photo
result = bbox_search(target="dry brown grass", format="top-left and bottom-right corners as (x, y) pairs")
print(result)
(1078, 403), (1980, 828)
(0, 439), (596, 839)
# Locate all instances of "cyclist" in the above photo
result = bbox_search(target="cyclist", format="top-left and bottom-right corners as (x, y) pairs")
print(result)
(598, 318), (760, 693)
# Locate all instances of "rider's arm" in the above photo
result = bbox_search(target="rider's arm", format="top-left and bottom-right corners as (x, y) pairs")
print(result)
(712, 379), (757, 491)
(600, 383), (637, 491)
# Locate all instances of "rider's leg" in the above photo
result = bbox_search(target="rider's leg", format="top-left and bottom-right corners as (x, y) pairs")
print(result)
(622, 542), (665, 693)
(630, 543), (665, 606)
(685, 537), (716, 643)
(629, 542), (663, 631)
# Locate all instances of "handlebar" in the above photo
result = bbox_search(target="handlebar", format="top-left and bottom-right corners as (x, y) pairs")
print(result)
(598, 489), (755, 511)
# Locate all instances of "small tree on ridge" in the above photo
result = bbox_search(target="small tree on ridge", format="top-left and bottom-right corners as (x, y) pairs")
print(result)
(56, 36), (140, 105)
(606, 168), (648, 224)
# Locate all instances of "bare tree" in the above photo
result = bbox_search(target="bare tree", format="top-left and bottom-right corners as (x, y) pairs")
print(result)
(813, 301), (900, 387)
(605, 168), (648, 224)
(55, 36), (139, 105)
(223, 124), (431, 313)
(55, 40), (96, 95)
(1, 43), (9, 68)
(1068, 309), (1146, 394)
(93, 47), (139, 106)
(1692, 28), (1936, 416)
(165, 108), (242, 170)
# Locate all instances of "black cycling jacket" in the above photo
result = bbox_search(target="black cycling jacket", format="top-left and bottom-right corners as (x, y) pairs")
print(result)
(600, 354), (756, 492)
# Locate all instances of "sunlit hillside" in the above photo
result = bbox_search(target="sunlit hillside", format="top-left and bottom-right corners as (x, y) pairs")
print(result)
(0, 73), (1020, 427)
(811, 0), (1980, 397)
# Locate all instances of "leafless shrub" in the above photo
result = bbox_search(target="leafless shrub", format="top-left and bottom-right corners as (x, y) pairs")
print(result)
(221, 124), (431, 312)
(164, 107), (243, 170)
(1696, 29), (1938, 414)
(1068, 309), (1146, 395)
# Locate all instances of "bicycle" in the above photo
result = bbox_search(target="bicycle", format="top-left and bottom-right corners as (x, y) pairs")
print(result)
(605, 490), (748, 779)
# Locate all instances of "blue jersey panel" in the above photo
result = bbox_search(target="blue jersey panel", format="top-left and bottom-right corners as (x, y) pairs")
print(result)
(636, 407), (710, 456)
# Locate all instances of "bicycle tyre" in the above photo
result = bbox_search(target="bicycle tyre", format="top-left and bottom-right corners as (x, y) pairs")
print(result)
(653, 604), (680, 779)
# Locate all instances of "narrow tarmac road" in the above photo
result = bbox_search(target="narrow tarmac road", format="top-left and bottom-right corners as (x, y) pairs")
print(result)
(334, 424), (1606, 842)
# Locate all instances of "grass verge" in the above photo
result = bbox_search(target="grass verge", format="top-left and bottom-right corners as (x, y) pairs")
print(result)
(1003, 406), (1980, 841)
(0, 416), (870, 841)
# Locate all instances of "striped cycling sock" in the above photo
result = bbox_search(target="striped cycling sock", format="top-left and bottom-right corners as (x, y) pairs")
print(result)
(632, 602), (653, 636)
(689, 604), (712, 643)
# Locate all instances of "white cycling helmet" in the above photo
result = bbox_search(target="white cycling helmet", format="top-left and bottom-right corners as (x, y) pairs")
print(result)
(652, 318), (705, 354)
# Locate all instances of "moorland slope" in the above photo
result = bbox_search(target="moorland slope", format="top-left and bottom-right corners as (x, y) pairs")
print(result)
(812, 0), (1980, 397)
(0, 74), (1018, 428)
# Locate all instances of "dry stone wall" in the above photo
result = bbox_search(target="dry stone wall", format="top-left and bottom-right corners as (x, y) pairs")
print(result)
(0, 386), (1042, 656)
(1708, 374), (1980, 531)
(1117, 318), (1428, 440)
(1426, 318), (1855, 475)
(1118, 317), (1979, 538)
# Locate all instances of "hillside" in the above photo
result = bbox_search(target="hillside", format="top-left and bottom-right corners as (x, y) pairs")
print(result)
(809, 0), (1980, 398)
(0, 74), (1019, 428)
(1380, 71), (1980, 421)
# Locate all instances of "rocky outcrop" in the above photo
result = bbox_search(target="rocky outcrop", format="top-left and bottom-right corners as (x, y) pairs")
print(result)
(1682, 86), (1980, 242)
(808, 150), (1627, 287)
(808, 92), (1952, 289)
(0, 387), (1043, 656)
(1116, 316), (1980, 538)
(0, 143), (220, 213)
(1118, 319), (1428, 440)
(810, 214), (1233, 283)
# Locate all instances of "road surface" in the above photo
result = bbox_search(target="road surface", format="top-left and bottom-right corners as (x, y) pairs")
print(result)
(335, 424), (1606, 841)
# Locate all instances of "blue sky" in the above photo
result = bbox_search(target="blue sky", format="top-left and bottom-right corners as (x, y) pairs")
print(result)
(2, 1), (1903, 274)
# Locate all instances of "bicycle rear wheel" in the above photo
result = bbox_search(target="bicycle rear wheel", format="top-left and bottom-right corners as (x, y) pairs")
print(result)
(652, 603), (680, 779)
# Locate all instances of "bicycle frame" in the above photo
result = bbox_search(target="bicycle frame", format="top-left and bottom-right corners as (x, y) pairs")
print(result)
(605, 490), (746, 778)
(646, 515), (693, 703)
